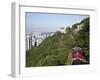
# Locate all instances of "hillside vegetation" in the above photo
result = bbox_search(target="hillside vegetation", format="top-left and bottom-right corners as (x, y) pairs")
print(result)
(26, 17), (89, 67)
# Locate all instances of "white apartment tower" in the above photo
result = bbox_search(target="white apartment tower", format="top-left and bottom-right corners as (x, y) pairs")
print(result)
(60, 27), (66, 33)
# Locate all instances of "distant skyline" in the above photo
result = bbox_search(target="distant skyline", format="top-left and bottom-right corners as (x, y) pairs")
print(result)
(26, 12), (89, 33)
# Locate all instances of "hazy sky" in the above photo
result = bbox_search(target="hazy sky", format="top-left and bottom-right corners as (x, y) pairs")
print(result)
(26, 12), (89, 33)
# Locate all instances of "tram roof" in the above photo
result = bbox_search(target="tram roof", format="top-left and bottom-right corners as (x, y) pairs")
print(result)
(72, 47), (82, 51)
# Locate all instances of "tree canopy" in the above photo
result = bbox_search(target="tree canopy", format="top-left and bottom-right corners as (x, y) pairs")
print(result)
(26, 17), (90, 67)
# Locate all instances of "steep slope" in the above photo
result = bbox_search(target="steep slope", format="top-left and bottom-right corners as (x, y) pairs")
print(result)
(26, 17), (90, 67)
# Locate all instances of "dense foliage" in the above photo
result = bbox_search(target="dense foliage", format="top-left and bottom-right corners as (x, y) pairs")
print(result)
(26, 17), (90, 67)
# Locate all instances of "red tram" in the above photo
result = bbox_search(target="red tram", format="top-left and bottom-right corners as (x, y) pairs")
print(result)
(72, 47), (84, 64)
